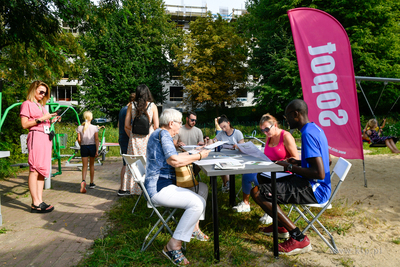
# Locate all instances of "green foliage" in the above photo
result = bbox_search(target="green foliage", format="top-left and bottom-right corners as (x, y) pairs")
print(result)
(173, 14), (249, 113)
(0, 0), (88, 84)
(78, 0), (178, 122)
(0, 1), (89, 179)
(239, 0), (400, 118)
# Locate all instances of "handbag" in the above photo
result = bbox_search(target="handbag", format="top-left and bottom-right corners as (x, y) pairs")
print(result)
(48, 130), (55, 141)
(159, 130), (199, 191)
(175, 164), (199, 188)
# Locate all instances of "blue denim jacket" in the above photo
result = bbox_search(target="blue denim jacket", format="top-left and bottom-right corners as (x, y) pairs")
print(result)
(145, 128), (178, 198)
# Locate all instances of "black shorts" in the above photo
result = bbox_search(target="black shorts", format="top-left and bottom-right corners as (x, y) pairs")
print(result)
(119, 140), (128, 165)
(80, 144), (96, 158)
(258, 174), (318, 204)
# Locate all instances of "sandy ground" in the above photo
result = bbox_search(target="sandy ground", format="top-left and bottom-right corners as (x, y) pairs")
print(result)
(289, 154), (400, 267)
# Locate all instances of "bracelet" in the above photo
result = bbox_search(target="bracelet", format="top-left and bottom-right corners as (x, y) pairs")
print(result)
(199, 153), (202, 161)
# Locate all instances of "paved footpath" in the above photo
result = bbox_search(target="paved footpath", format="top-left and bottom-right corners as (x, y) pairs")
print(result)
(0, 157), (122, 267)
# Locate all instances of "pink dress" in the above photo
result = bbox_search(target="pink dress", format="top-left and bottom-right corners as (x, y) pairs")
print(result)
(123, 102), (155, 194)
(20, 100), (53, 177)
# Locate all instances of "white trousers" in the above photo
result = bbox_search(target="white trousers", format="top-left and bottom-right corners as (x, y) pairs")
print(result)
(151, 182), (208, 242)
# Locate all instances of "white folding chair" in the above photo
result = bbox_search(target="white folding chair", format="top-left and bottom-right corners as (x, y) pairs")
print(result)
(122, 154), (180, 252)
(288, 157), (352, 254)
(124, 155), (146, 214)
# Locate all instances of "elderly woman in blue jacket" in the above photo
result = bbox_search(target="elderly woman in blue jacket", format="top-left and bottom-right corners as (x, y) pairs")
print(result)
(145, 109), (211, 265)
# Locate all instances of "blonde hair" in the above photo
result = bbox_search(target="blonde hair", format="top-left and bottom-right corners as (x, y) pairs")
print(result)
(26, 80), (51, 105)
(259, 113), (278, 127)
(366, 119), (378, 130)
(82, 111), (93, 133)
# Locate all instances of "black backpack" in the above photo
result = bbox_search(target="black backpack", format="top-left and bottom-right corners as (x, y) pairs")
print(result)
(131, 102), (151, 135)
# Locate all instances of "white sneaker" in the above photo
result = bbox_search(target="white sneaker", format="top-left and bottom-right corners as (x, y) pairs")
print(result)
(221, 181), (230, 193)
(233, 201), (251, 212)
(259, 213), (273, 224)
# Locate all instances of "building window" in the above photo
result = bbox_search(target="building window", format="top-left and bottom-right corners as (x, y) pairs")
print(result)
(237, 90), (247, 102)
(170, 86), (183, 101)
(170, 66), (182, 80)
(51, 85), (77, 101)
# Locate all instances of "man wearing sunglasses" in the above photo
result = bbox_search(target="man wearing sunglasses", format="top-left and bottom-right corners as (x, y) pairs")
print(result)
(173, 111), (205, 147)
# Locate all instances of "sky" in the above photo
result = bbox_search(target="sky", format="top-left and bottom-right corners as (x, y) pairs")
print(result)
(164, 0), (247, 15)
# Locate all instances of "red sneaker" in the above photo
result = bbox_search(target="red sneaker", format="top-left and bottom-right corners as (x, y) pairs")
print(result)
(278, 236), (312, 255)
(259, 225), (289, 239)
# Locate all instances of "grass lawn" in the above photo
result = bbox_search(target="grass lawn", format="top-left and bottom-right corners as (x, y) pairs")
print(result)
(77, 169), (354, 267)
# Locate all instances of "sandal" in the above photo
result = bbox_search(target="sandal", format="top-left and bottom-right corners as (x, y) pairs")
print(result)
(191, 229), (209, 242)
(31, 202), (54, 213)
(162, 246), (188, 265)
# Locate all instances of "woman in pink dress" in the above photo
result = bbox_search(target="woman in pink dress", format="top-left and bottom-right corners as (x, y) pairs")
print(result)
(20, 81), (59, 213)
(123, 84), (159, 195)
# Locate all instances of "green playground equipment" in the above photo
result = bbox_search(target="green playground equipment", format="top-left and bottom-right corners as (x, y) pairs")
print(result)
(1, 90), (110, 179)
(0, 94), (80, 176)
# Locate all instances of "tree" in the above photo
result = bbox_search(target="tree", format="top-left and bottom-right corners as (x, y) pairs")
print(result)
(0, 0), (89, 85)
(78, 0), (178, 121)
(0, 0), (89, 178)
(239, 0), (400, 116)
(172, 13), (249, 112)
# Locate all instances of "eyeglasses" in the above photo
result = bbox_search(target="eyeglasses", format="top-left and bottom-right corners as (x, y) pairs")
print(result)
(39, 91), (47, 95)
(261, 124), (274, 133)
(174, 121), (182, 125)
(190, 119), (197, 122)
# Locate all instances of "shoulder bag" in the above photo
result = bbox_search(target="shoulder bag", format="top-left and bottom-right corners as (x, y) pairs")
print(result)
(159, 130), (199, 191)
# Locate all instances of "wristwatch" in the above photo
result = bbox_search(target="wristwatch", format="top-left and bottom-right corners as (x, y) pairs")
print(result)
(287, 164), (293, 172)
(35, 119), (42, 124)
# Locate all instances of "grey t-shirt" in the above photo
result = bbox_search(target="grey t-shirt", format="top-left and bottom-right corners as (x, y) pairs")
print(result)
(173, 125), (204, 145)
(215, 129), (244, 145)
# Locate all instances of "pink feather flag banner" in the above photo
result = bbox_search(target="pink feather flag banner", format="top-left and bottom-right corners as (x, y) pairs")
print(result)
(288, 8), (364, 159)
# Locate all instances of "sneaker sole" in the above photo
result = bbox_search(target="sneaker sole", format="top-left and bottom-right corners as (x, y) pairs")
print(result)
(279, 243), (312, 255)
(260, 230), (289, 239)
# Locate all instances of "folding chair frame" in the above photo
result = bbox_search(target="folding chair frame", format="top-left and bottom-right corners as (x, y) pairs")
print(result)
(288, 157), (352, 254)
(122, 154), (183, 252)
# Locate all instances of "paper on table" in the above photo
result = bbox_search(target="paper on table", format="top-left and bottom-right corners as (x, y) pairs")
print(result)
(204, 141), (229, 150)
(215, 161), (245, 169)
(237, 141), (271, 161)
(194, 158), (242, 166)
(212, 154), (242, 159)
(260, 172), (292, 179)
(244, 161), (274, 166)
(181, 145), (200, 151)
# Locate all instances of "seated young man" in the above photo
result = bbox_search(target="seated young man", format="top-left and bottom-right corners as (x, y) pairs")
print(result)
(250, 99), (331, 255)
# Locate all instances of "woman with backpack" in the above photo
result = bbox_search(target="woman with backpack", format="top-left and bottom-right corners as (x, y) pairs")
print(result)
(123, 84), (159, 195)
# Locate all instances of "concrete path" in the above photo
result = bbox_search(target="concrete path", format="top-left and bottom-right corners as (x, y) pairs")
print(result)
(0, 157), (122, 266)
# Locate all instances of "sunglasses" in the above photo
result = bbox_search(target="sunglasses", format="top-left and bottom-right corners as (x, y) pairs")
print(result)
(190, 119), (197, 122)
(261, 124), (274, 133)
(39, 91), (47, 96)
